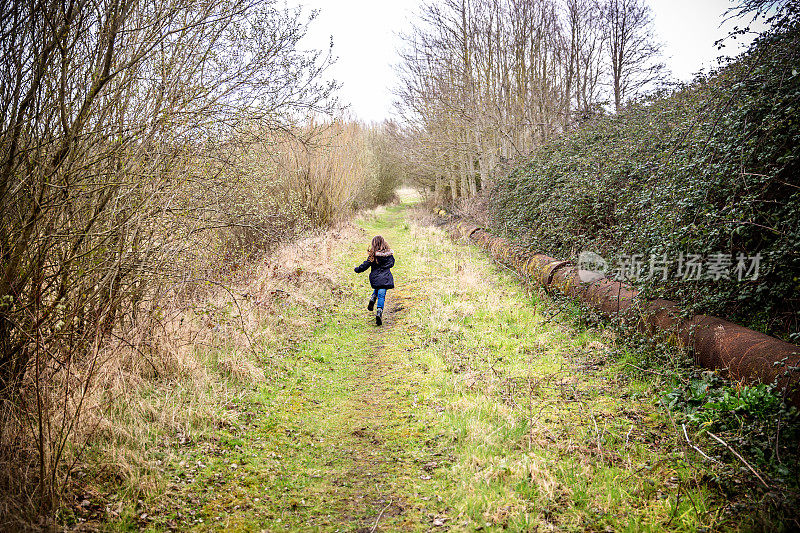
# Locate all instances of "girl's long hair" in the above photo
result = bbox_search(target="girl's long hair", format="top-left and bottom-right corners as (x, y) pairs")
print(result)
(368, 235), (390, 262)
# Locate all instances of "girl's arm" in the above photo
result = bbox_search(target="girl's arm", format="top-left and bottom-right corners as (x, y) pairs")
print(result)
(354, 260), (371, 273)
(386, 255), (395, 269)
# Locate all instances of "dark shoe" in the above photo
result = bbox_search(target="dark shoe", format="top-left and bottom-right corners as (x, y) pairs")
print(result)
(367, 294), (377, 311)
(376, 307), (383, 326)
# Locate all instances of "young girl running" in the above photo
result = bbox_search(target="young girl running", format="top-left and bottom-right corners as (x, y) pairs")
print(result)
(354, 235), (395, 325)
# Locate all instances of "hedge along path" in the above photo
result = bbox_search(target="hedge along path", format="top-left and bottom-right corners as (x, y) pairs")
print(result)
(139, 201), (751, 531)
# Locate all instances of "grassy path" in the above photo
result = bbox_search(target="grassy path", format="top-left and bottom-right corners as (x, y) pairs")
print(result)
(135, 200), (749, 532)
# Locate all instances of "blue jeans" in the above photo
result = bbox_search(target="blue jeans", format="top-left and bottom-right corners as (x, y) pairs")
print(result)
(372, 288), (387, 309)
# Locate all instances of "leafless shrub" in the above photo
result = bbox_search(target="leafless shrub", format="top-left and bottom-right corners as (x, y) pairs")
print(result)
(272, 120), (384, 227)
(0, 0), (340, 523)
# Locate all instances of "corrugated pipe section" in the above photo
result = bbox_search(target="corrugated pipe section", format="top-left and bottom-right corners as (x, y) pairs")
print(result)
(446, 221), (800, 406)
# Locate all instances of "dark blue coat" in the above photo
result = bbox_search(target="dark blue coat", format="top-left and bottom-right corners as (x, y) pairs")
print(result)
(355, 253), (395, 289)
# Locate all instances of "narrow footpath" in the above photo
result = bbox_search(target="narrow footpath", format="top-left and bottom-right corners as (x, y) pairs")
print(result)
(144, 201), (740, 531)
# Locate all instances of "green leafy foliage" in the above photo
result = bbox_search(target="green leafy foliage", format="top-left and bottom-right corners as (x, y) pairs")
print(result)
(663, 371), (800, 485)
(664, 375), (788, 428)
(489, 24), (800, 338)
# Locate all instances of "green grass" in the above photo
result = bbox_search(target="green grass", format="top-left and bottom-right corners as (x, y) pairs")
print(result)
(91, 198), (782, 531)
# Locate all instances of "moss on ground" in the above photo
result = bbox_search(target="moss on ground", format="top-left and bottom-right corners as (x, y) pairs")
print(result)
(97, 200), (790, 532)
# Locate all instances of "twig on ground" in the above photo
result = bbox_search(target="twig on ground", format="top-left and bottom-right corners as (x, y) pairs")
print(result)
(541, 305), (567, 324)
(682, 424), (720, 464)
(370, 499), (393, 533)
(622, 362), (668, 377)
(707, 431), (770, 488)
(592, 415), (603, 453)
(775, 415), (782, 465)
(665, 482), (682, 528)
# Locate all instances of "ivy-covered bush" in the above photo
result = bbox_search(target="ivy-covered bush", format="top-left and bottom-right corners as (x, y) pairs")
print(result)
(490, 21), (800, 340)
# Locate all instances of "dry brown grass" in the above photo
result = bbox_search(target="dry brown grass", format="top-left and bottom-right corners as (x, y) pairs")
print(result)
(0, 222), (362, 527)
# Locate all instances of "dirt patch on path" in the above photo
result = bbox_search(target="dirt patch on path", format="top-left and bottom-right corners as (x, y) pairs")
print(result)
(330, 290), (422, 530)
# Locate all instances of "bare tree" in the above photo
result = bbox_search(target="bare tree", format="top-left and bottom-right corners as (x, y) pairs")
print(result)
(0, 0), (338, 517)
(395, 0), (599, 202)
(394, 0), (669, 201)
(598, 0), (666, 111)
(564, 0), (605, 117)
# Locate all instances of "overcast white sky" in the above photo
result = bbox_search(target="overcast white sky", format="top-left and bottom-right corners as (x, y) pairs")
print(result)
(289, 0), (759, 123)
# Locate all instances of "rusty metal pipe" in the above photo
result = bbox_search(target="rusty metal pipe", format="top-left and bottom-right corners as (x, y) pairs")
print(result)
(446, 221), (800, 405)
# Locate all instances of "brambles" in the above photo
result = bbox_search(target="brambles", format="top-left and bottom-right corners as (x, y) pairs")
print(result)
(489, 20), (800, 339)
(664, 372), (800, 486)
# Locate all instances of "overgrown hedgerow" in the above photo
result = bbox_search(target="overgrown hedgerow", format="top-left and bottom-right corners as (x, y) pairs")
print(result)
(489, 20), (800, 340)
